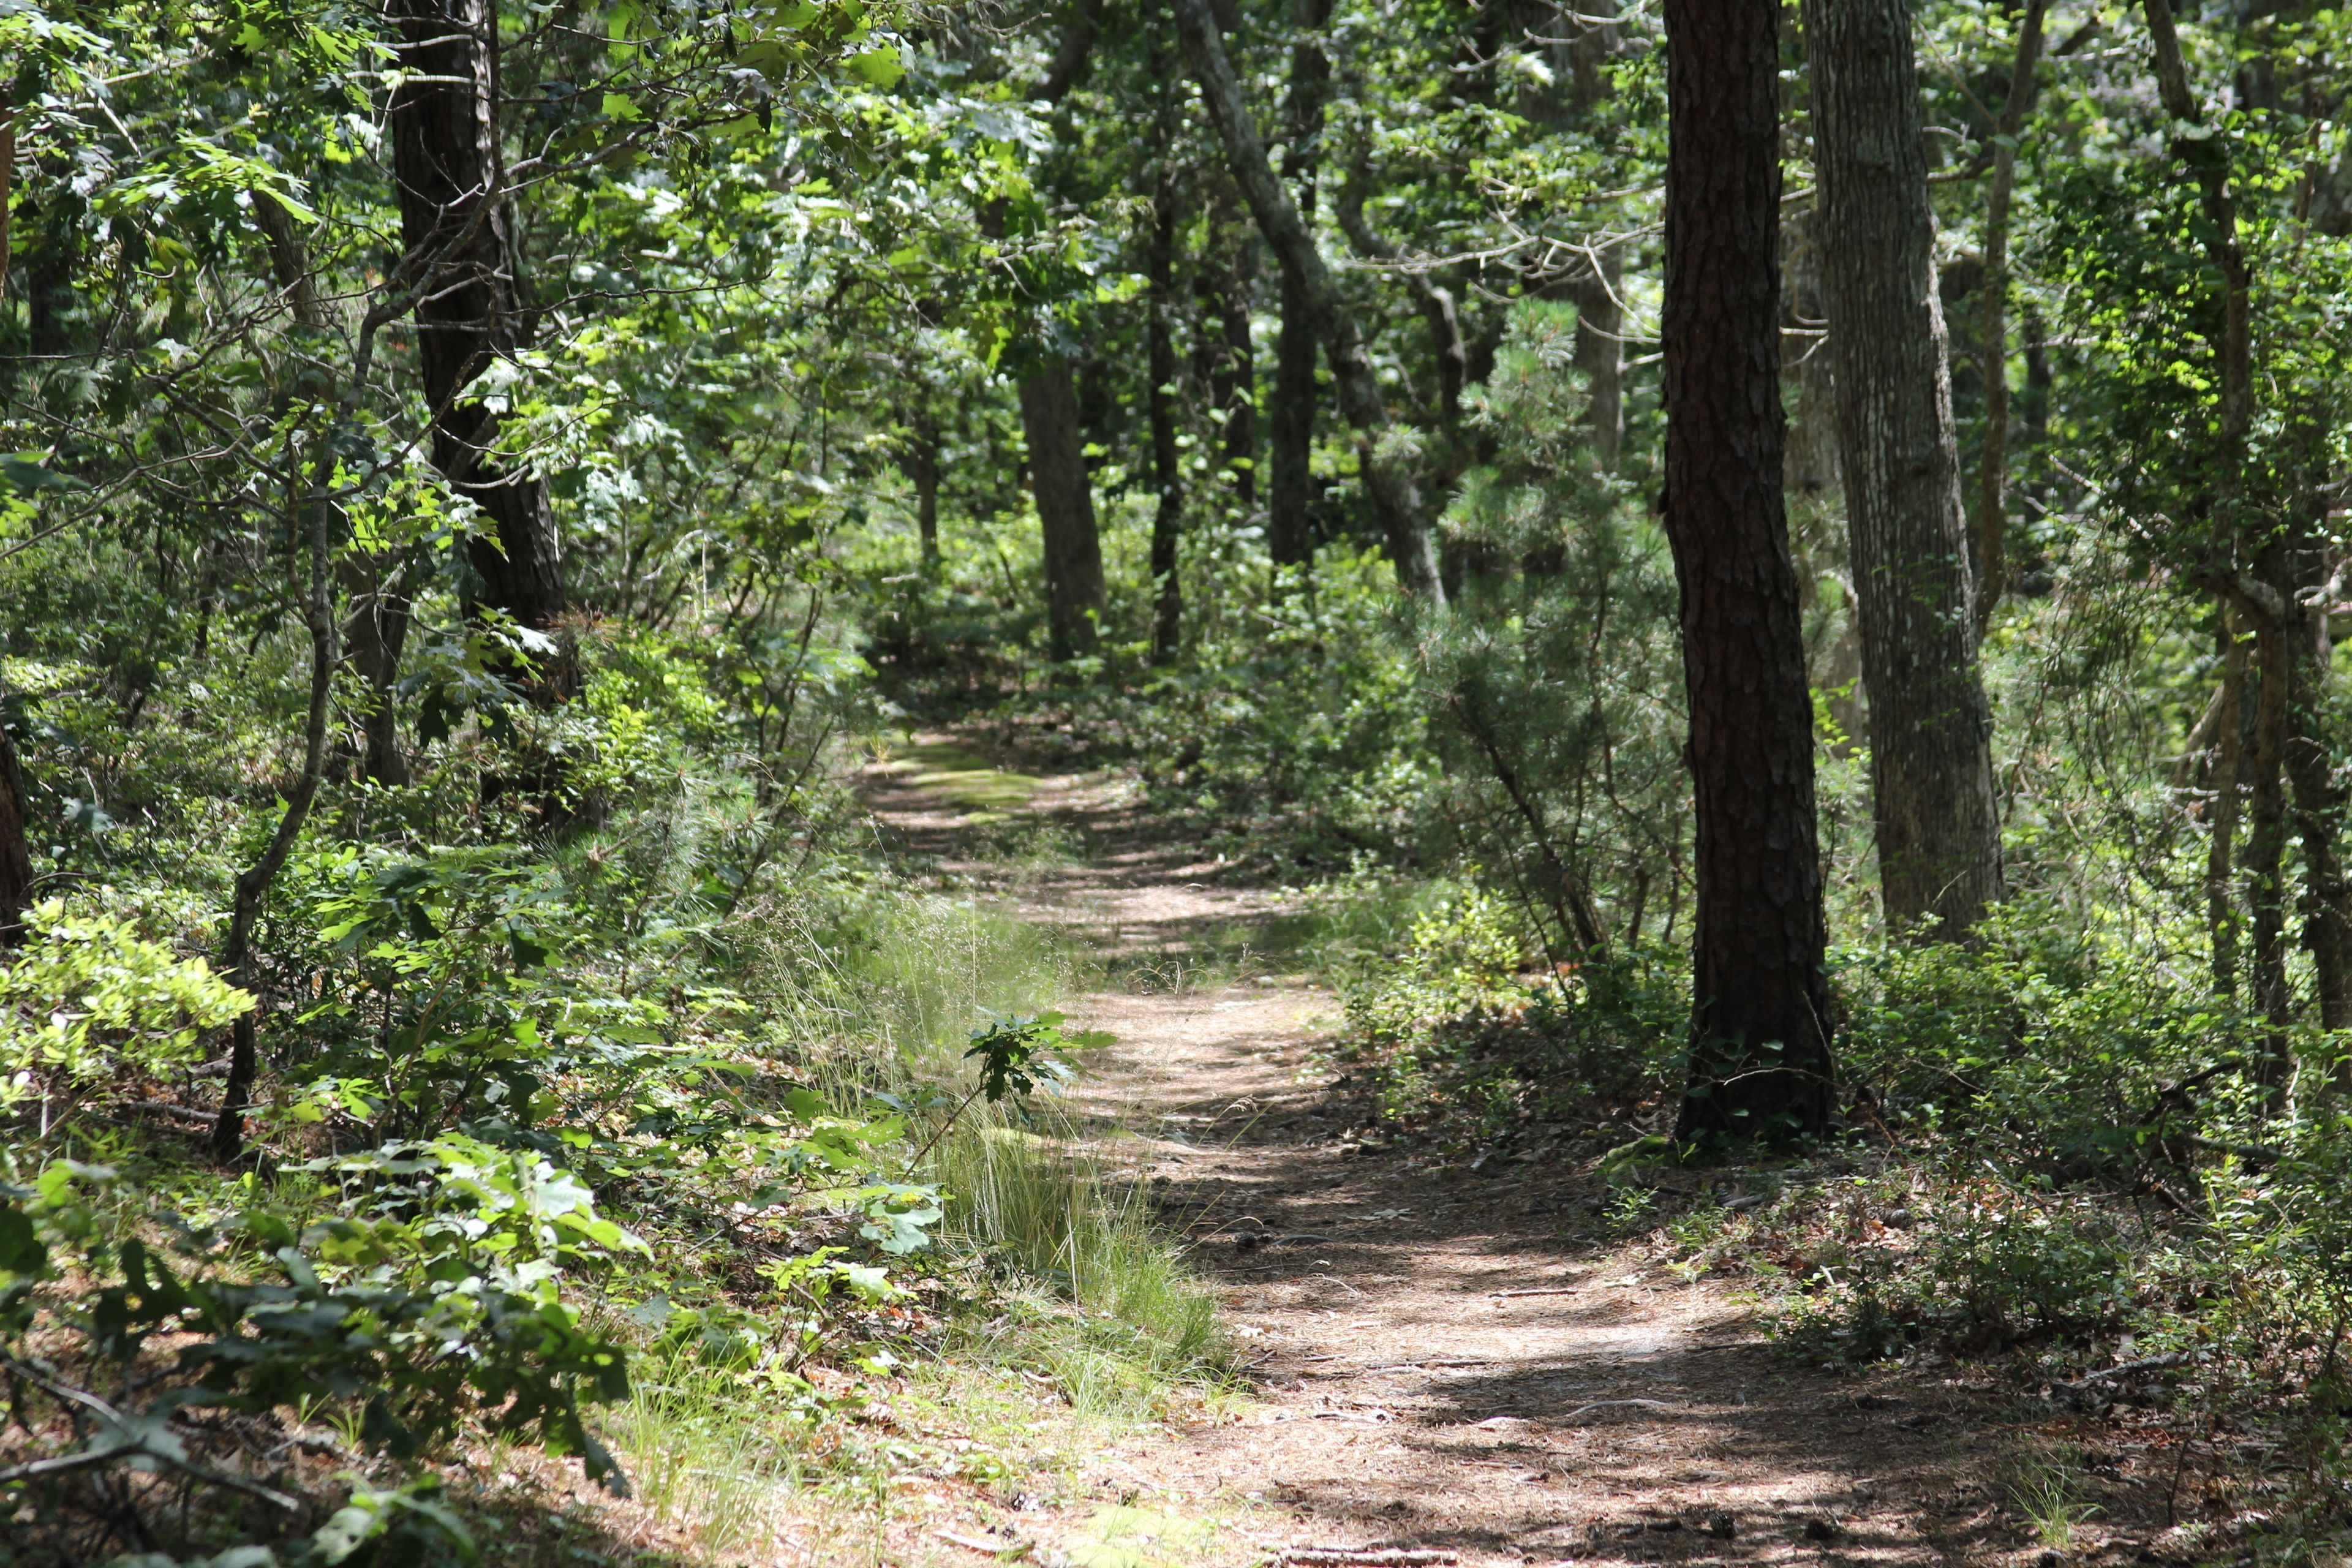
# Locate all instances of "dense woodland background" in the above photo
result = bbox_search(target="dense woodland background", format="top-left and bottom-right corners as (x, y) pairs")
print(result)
(1, 0), (2351, 1561)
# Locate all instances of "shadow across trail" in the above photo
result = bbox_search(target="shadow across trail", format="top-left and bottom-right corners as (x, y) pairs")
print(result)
(861, 735), (2034, 1568)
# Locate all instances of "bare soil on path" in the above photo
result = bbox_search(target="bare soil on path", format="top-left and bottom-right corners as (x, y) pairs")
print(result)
(859, 735), (2092, 1568)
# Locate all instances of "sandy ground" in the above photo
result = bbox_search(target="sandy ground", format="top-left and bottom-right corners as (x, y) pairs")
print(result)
(858, 735), (2062, 1568)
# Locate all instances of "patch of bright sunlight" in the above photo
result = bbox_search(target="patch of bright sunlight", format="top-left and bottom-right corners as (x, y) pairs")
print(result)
(882, 737), (1047, 820)
(1061, 1502), (1238, 1568)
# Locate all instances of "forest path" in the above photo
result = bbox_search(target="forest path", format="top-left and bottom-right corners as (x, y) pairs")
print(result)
(859, 733), (2017, 1568)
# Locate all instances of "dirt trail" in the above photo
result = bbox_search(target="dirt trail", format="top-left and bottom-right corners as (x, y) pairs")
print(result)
(861, 736), (2026, 1568)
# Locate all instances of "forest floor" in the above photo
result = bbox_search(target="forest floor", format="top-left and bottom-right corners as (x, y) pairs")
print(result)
(844, 731), (2137, 1568)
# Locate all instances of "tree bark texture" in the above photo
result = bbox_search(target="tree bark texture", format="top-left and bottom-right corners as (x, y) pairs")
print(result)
(1804, 0), (2003, 938)
(388, 0), (568, 690)
(1662, 0), (1837, 1141)
(1147, 182), (1185, 662)
(1972, 0), (2046, 633)
(1172, 0), (1444, 601)
(1019, 361), (1107, 659)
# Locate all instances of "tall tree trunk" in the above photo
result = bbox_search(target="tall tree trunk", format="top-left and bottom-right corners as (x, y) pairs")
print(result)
(2244, 604), (2292, 1101)
(1573, 243), (1626, 469)
(1972, 0), (2047, 634)
(1147, 172), (1185, 662)
(1268, 0), (1331, 572)
(2206, 611), (2245, 997)
(1173, 0), (1444, 601)
(1268, 290), (1317, 568)
(2145, 5), (2352, 1062)
(2275, 540), (2352, 1035)
(388, 0), (568, 697)
(1194, 214), (1259, 509)
(913, 420), (941, 566)
(1805, 0), (2003, 938)
(341, 553), (414, 786)
(1663, 0), (1837, 1142)
(1020, 362), (1108, 659)
(0, 710), (34, 945)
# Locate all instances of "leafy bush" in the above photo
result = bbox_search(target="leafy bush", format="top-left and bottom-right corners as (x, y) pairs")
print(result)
(0, 902), (253, 1125)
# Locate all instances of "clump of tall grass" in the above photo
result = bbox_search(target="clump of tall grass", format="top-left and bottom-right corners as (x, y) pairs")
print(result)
(928, 1112), (1224, 1409)
(742, 883), (1224, 1406)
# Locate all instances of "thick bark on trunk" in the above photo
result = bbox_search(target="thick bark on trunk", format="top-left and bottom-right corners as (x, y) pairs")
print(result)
(1172, 0), (1445, 601)
(1972, 0), (2046, 634)
(1663, 0), (1837, 1142)
(1019, 361), (1107, 659)
(388, 0), (568, 696)
(1267, 0), (1330, 571)
(1147, 181), (1185, 662)
(1804, 0), (2003, 938)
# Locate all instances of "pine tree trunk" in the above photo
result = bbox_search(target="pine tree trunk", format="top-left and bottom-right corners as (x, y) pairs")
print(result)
(388, 0), (568, 695)
(1804, 0), (2003, 938)
(1019, 360), (1107, 659)
(1662, 0), (1837, 1142)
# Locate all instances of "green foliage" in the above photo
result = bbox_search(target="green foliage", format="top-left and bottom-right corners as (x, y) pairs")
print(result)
(0, 902), (252, 1121)
(1332, 887), (1686, 1135)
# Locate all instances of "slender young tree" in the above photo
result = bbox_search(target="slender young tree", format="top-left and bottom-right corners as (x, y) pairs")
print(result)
(1662, 0), (1837, 1141)
(1145, 160), (1185, 661)
(1267, 0), (1329, 571)
(2137, 4), (2352, 1066)
(1803, 0), (2003, 937)
(1172, 0), (1444, 600)
(0, 714), (33, 944)
(1972, 0), (2046, 631)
